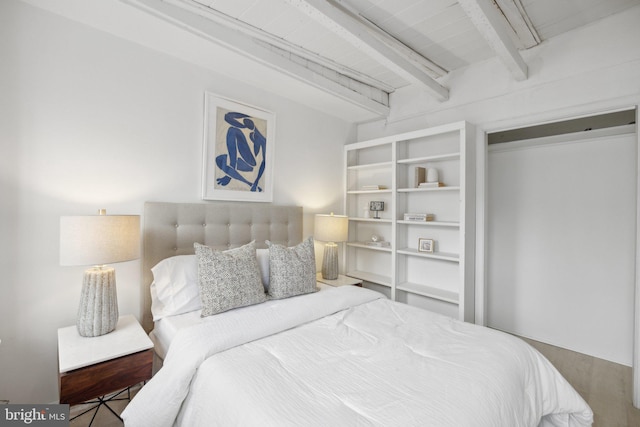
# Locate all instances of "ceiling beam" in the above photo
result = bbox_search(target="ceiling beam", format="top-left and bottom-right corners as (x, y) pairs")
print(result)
(170, 0), (396, 93)
(494, 0), (540, 49)
(458, 0), (528, 81)
(285, 0), (449, 101)
(120, 0), (390, 117)
(334, 0), (448, 79)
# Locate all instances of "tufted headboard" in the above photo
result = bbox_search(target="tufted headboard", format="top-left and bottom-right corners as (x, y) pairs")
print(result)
(141, 201), (303, 332)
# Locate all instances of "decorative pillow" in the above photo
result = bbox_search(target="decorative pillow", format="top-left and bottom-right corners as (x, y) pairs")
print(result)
(150, 255), (200, 321)
(267, 237), (317, 299)
(194, 241), (267, 317)
(256, 248), (270, 291)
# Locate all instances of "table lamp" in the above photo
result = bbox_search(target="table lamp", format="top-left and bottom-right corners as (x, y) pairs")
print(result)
(60, 209), (140, 337)
(314, 213), (348, 280)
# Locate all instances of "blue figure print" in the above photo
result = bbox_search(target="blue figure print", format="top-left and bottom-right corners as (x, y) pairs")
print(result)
(215, 111), (267, 192)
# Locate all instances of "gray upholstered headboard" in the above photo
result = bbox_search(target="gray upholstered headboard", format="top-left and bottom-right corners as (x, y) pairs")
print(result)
(141, 201), (303, 332)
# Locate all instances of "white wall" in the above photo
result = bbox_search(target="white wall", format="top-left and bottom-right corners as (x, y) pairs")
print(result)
(357, 5), (640, 365)
(0, 0), (354, 404)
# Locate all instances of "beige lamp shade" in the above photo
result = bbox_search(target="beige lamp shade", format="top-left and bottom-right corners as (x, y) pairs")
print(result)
(314, 213), (348, 243)
(60, 214), (140, 266)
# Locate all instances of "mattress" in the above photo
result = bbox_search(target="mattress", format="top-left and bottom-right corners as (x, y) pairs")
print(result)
(150, 310), (202, 360)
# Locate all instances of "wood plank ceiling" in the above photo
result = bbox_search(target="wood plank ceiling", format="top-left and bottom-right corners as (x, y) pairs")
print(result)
(30, 0), (640, 121)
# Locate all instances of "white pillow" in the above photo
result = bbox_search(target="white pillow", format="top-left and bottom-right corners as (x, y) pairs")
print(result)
(150, 255), (201, 321)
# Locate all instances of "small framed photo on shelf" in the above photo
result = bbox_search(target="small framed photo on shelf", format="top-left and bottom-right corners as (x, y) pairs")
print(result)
(418, 238), (434, 253)
(369, 201), (384, 219)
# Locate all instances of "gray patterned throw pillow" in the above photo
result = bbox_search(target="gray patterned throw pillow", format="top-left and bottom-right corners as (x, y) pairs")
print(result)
(194, 241), (267, 317)
(267, 237), (317, 299)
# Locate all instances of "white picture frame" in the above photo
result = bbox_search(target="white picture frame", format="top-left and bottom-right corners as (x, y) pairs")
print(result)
(202, 92), (275, 202)
(418, 238), (434, 253)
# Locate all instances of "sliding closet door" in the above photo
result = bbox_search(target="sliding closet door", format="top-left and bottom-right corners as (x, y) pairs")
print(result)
(487, 130), (636, 365)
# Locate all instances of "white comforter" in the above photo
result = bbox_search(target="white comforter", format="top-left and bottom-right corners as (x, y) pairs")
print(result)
(122, 286), (593, 427)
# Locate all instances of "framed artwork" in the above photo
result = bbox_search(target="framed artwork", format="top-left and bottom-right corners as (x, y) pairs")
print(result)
(202, 92), (275, 202)
(418, 238), (434, 253)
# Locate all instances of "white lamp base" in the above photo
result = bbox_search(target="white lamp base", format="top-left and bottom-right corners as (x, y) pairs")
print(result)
(321, 242), (339, 280)
(77, 267), (119, 337)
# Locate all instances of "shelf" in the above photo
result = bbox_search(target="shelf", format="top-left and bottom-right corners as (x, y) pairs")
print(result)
(347, 242), (392, 252)
(347, 189), (393, 194)
(349, 217), (393, 223)
(397, 248), (459, 262)
(396, 282), (459, 304)
(343, 121), (475, 322)
(397, 186), (460, 193)
(397, 153), (460, 164)
(347, 161), (393, 170)
(345, 271), (391, 287)
(397, 220), (459, 228)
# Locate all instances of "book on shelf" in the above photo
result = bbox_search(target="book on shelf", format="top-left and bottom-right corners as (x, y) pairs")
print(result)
(403, 213), (435, 221)
(418, 182), (445, 188)
(361, 184), (387, 190)
(364, 241), (391, 247)
(413, 166), (425, 188)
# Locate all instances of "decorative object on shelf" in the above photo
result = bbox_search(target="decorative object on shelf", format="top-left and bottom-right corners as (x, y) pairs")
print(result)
(404, 213), (435, 221)
(418, 238), (435, 253)
(363, 204), (371, 219)
(315, 213), (349, 280)
(369, 201), (384, 219)
(414, 167), (426, 188)
(60, 210), (140, 337)
(426, 168), (439, 183)
(365, 241), (391, 247)
(361, 184), (387, 191)
(365, 235), (391, 247)
(418, 182), (445, 188)
(202, 92), (275, 202)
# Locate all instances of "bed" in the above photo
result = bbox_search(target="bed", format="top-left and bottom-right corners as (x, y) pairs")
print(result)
(122, 201), (593, 427)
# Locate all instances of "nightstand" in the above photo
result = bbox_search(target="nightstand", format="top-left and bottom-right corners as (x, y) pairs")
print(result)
(58, 315), (153, 421)
(316, 273), (363, 287)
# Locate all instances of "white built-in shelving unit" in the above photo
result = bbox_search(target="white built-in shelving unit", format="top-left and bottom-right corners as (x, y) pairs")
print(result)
(344, 121), (476, 322)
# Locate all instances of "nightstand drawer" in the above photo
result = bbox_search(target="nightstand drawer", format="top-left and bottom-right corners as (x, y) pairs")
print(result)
(59, 348), (153, 405)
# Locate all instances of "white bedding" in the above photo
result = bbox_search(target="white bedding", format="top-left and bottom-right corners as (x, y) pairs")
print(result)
(149, 283), (334, 359)
(123, 286), (593, 427)
(150, 309), (202, 360)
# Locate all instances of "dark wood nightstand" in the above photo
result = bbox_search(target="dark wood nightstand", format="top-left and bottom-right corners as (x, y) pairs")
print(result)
(58, 315), (153, 422)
